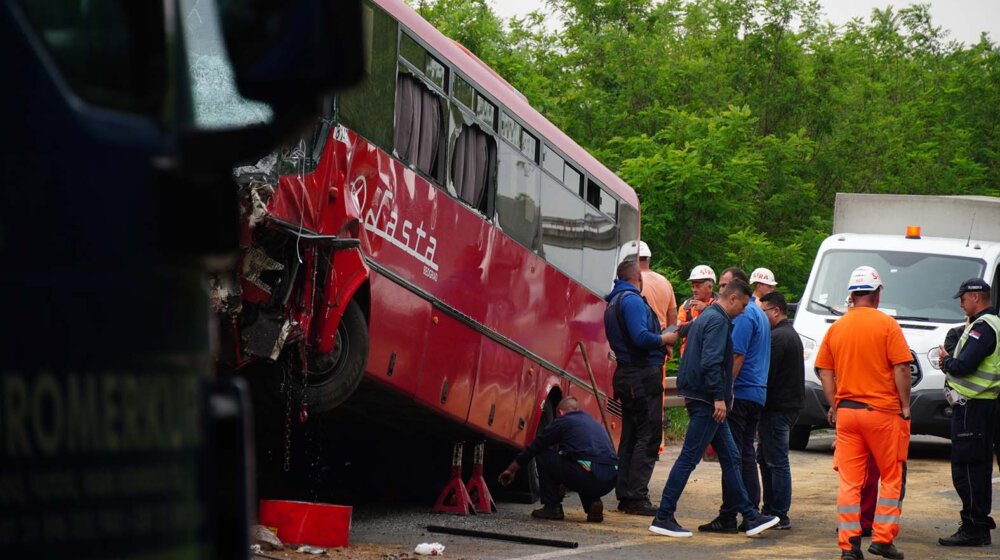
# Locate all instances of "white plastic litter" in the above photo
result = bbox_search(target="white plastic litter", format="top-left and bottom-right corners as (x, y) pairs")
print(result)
(414, 542), (445, 555)
(296, 545), (327, 554)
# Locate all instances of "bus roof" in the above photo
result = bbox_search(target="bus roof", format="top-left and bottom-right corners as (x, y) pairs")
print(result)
(373, 0), (640, 209)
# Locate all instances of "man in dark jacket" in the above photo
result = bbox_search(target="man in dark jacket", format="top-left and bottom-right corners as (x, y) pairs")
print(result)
(649, 279), (779, 538)
(756, 291), (804, 529)
(604, 259), (676, 515)
(499, 397), (618, 522)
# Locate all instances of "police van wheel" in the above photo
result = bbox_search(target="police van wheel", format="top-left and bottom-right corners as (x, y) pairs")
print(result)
(789, 425), (811, 451)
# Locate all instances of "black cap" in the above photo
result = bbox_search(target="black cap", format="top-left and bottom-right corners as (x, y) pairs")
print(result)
(953, 278), (991, 299)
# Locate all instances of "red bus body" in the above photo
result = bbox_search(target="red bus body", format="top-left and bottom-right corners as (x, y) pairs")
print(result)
(224, 0), (641, 450)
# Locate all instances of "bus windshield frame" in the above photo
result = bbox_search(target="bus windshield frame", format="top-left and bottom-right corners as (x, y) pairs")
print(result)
(805, 249), (985, 323)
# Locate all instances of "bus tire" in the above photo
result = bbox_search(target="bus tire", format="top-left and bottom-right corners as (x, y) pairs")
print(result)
(526, 399), (555, 503)
(789, 425), (811, 451)
(279, 299), (368, 415)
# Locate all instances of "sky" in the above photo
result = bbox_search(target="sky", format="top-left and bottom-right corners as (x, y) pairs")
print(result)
(489, 0), (999, 46)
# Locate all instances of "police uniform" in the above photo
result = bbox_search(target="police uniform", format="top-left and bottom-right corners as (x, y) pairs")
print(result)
(940, 278), (1000, 547)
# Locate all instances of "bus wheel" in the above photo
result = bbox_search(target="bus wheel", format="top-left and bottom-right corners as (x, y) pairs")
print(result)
(526, 399), (555, 503)
(293, 299), (368, 414)
(789, 425), (811, 451)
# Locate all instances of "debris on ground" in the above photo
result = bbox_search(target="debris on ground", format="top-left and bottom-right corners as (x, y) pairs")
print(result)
(413, 542), (445, 555)
(296, 545), (328, 554)
(252, 525), (285, 551)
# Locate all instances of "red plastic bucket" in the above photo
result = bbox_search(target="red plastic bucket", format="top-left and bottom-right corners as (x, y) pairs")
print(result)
(259, 500), (352, 547)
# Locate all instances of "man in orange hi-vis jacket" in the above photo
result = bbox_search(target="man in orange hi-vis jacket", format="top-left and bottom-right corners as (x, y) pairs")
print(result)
(816, 266), (912, 560)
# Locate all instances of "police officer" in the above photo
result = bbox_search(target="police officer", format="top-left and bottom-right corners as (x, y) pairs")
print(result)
(937, 278), (999, 547)
(605, 259), (676, 515)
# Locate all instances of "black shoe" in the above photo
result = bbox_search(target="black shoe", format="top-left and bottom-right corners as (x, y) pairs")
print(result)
(938, 525), (991, 547)
(649, 514), (693, 538)
(743, 513), (780, 536)
(842, 538), (864, 559)
(531, 504), (564, 520)
(698, 515), (739, 533)
(775, 515), (792, 530)
(618, 500), (658, 516)
(586, 499), (604, 523)
(867, 542), (904, 559)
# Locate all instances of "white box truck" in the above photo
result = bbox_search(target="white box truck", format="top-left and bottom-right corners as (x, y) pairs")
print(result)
(790, 193), (1000, 449)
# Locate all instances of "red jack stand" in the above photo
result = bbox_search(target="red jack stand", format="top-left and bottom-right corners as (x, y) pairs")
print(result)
(465, 441), (496, 513)
(431, 442), (475, 515)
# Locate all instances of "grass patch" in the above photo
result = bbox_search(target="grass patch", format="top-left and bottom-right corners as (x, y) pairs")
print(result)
(665, 405), (688, 442)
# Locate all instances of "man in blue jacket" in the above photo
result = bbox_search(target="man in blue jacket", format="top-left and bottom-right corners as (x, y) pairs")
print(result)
(499, 397), (619, 522)
(604, 259), (677, 515)
(702, 267), (772, 532)
(649, 278), (779, 538)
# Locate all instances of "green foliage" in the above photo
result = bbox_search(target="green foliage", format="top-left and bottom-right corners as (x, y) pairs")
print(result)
(409, 0), (1000, 299)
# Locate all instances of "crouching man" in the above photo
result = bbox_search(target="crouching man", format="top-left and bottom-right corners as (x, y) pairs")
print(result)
(499, 397), (618, 522)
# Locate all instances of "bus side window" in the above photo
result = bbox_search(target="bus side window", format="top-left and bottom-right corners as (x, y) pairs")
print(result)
(618, 203), (639, 252)
(496, 123), (541, 252)
(540, 173), (585, 281)
(582, 205), (618, 294)
(393, 71), (445, 182)
(586, 179), (617, 220)
(452, 122), (496, 215)
(336, 1), (397, 150)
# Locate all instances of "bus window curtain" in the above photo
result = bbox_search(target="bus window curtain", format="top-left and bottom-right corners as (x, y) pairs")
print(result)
(393, 73), (440, 178)
(453, 124), (493, 213)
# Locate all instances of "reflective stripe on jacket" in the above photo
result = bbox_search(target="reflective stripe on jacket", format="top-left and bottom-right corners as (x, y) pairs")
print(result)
(948, 314), (1000, 399)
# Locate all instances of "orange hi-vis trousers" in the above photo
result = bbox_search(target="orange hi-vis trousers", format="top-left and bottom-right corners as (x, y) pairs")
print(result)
(834, 406), (910, 551)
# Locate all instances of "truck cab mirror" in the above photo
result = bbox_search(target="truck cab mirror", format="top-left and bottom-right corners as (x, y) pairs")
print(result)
(218, 0), (363, 110)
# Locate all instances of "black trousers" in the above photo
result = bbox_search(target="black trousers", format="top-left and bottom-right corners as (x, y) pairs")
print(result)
(951, 398), (998, 530)
(614, 389), (663, 503)
(720, 398), (763, 517)
(536, 449), (617, 508)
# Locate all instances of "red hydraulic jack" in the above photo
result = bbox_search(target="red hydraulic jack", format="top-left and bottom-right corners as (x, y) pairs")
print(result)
(466, 442), (496, 513)
(431, 442), (475, 515)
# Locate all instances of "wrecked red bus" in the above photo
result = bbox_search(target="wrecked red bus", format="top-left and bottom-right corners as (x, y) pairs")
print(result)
(215, 0), (640, 457)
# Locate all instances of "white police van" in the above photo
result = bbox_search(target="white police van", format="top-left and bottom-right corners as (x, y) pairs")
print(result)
(791, 193), (1000, 449)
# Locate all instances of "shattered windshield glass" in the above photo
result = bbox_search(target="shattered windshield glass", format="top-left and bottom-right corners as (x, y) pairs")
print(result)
(181, 0), (273, 128)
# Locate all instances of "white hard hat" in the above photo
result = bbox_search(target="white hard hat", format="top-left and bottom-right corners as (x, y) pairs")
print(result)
(750, 267), (778, 286)
(618, 240), (651, 263)
(687, 264), (716, 282)
(847, 266), (883, 292)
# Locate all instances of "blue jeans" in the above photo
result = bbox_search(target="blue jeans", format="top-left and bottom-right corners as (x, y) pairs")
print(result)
(756, 409), (797, 517)
(719, 398), (762, 518)
(656, 400), (759, 520)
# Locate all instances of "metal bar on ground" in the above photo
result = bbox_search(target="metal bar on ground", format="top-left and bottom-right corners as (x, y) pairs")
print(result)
(426, 525), (579, 549)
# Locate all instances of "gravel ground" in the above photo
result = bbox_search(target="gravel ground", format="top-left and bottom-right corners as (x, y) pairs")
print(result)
(255, 433), (999, 560)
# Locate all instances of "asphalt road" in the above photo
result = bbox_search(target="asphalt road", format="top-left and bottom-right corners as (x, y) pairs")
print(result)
(263, 433), (999, 560)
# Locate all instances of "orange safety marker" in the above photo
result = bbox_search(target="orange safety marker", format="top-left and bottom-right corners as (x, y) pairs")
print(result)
(431, 442), (475, 515)
(465, 442), (496, 513)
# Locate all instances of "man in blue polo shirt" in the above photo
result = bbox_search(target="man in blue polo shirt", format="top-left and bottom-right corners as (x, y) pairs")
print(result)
(700, 267), (771, 533)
